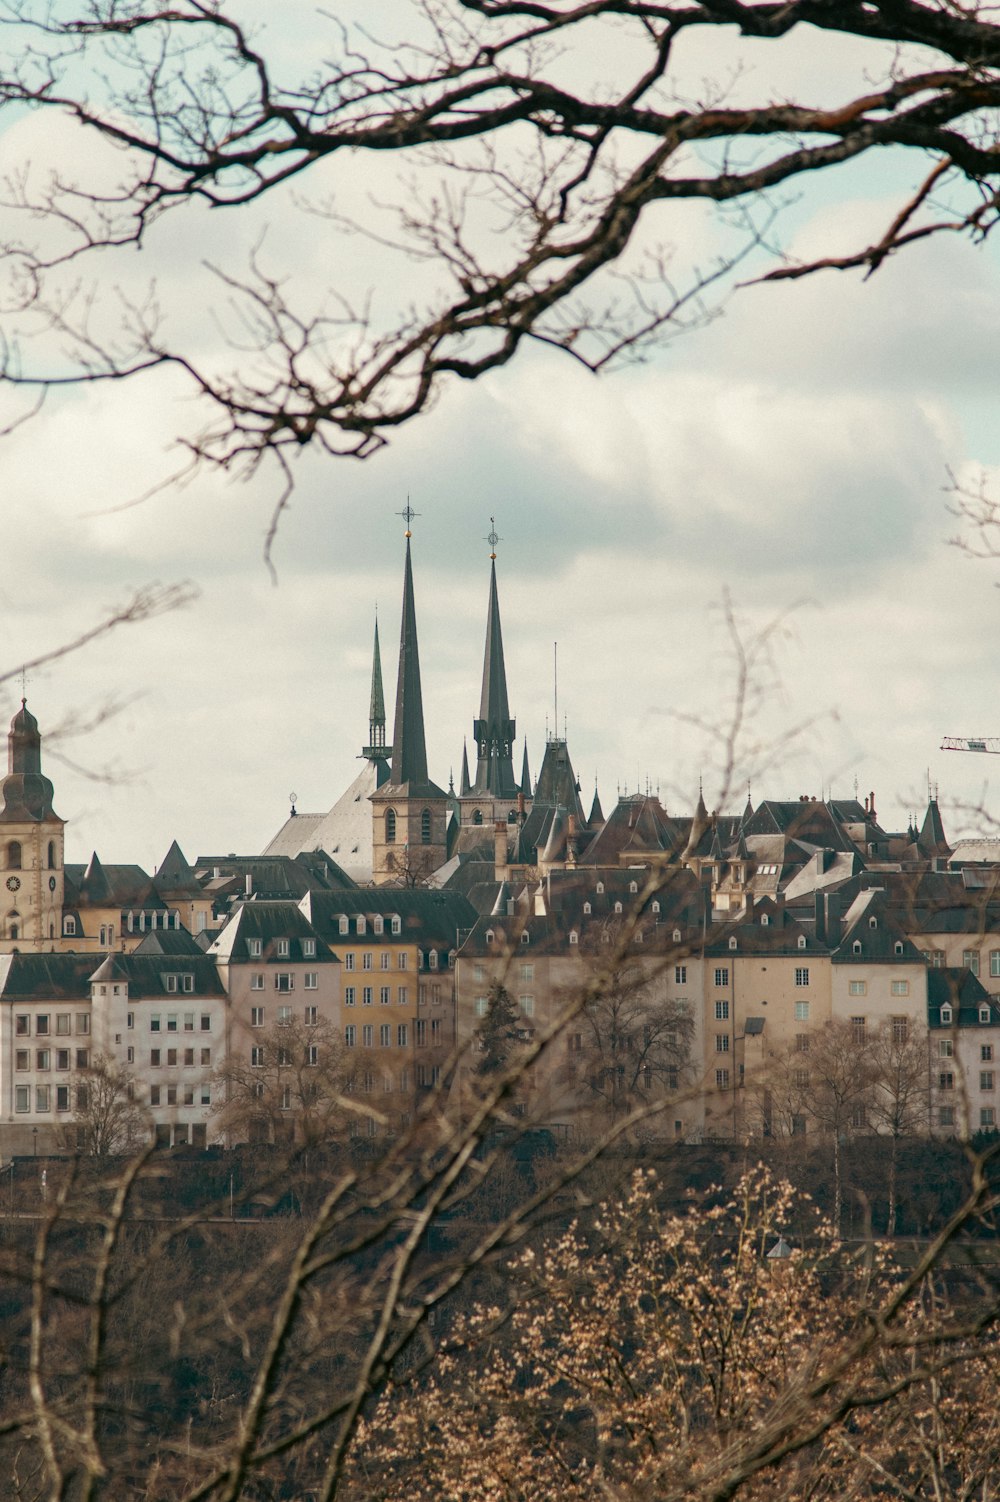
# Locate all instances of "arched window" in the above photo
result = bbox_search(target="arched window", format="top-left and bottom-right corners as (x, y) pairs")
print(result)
(385, 809), (396, 845)
(47, 841), (56, 869)
(473, 809), (483, 826)
(614, 901), (623, 914)
(7, 841), (21, 870)
(9, 922), (18, 941)
(421, 808), (431, 844)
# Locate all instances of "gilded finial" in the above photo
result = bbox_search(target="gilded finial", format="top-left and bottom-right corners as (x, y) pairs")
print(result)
(486, 516), (500, 560)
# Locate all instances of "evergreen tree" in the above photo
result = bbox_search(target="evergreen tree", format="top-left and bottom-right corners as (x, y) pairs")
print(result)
(475, 982), (521, 1076)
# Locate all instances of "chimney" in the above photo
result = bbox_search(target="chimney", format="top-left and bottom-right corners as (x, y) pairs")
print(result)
(814, 890), (825, 943)
(245, 874), (252, 897)
(494, 821), (508, 879)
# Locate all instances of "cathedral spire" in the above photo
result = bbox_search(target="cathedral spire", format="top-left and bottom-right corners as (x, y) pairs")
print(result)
(362, 614), (391, 762)
(460, 738), (471, 797)
(390, 532), (431, 787)
(473, 531), (518, 798)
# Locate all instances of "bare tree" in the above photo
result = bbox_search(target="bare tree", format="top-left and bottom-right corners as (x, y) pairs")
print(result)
(866, 1017), (932, 1237)
(4, 2), (1000, 539)
(65, 1054), (147, 1157)
(214, 1017), (367, 1146)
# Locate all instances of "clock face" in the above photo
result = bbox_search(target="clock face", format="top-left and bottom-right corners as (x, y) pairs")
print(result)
(5, 876), (20, 892)
(48, 877), (56, 892)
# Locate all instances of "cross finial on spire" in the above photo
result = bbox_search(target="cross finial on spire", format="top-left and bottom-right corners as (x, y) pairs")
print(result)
(397, 500), (420, 538)
(486, 516), (500, 560)
(19, 666), (27, 706)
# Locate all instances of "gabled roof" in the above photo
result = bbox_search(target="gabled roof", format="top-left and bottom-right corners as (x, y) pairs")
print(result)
(132, 927), (208, 958)
(155, 840), (199, 893)
(64, 862), (162, 910)
(208, 901), (334, 964)
(927, 967), (997, 1026)
(833, 888), (926, 965)
(0, 952), (102, 1001)
(88, 951), (226, 998)
(916, 796), (952, 860)
(300, 887), (476, 945)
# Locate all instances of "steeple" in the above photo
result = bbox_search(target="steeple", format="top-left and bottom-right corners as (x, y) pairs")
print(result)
(362, 615), (392, 763)
(0, 700), (59, 823)
(520, 741), (532, 798)
(389, 533), (442, 794)
(460, 739), (471, 797)
(473, 533), (518, 799)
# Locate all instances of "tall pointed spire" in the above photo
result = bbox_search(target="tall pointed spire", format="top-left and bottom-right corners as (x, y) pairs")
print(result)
(520, 740), (532, 798)
(460, 739), (471, 797)
(362, 615), (391, 762)
(473, 527), (518, 798)
(386, 518), (444, 797)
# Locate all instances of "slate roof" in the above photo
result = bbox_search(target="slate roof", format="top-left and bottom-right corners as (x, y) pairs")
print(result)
(89, 952), (226, 998)
(0, 952), (102, 1001)
(927, 967), (998, 1027)
(301, 888), (476, 947)
(64, 860), (163, 910)
(208, 902), (335, 965)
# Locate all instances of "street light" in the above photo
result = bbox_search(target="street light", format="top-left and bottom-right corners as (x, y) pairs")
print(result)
(31, 1127), (37, 1158)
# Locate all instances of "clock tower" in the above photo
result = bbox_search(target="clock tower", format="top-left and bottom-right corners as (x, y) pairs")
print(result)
(0, 701), (65, 951)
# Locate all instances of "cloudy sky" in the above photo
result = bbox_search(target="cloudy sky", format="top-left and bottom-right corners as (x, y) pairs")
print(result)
(0, 6), (997, 870)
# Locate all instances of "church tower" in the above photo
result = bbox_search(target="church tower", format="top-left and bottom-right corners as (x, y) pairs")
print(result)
(371, 516), (449, 884)
(0, 700), (65, 950)
(459, 524), (523, 832)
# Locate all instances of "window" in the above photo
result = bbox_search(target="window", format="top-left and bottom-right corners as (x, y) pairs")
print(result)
(398, 1024), (408, 1047)
(277, 1005), (292, 1026)
(941, 1004), (953, 1025)
(304, 1005), (317, 1025)
(363, 952), (373, 971)
(35, 1049), (50, 1071)
(251, 1006), (264, 1027)
(793, 1069), (809, 1089)
(183, 1012), (194, 1031)
(848, 980), (866, 996)
(715, 1000), (729, 1021)
(714, 967), (729, 988)
(431, 1018), (442, 1044)
(715, 1069), (730, 1089)
(415, 1020), (426, 1046)
(398, 952), (407, 969)
(992, 951), (1000, 978)
(344, 953), (355, 971)
(939, 1039), (954, 1058)
(167, 1048), (177, 1067)
(201, 1085), (211, 1105)
(891, 1016), (908, 1044)
(939, 1072), (955, 1091)
(982, 1072), (995, 1091)
(166, 1014), (177, 1033)
(797, 935), (807, 950)
(76, 1014), (89, 1035)
(56, 1049), (69, 1071)
(15, 1050), (28, 1071)
(421, 808), (431, 844)
(715, 1034), (730, 1053)
(519, 996), (534, 1017)
(36, 1086), (50, 1113)
(166, 1086), (177, 1107)
(127, 1012), (135, 1031)
(56, 1014), (71, 1036)
(385, 809), (396, 844)
(303, 938), (316, 957)
(982, 1005), (993, 1025)
(850, 1016), (865, 1044)
(63, 915), (76, 936)
(345, 1025), (356, 1047)
(344, 987), (355, 1006)
(851, 1104), (867, 1129)
(475, 996), (489, 1017)
(250, 973), (264, 990)
(728, 936), (737, 951)
(794, 1001), (810, 1022)
(201, 1014), (211, 1031)
(363, 987), (373, 1006)
(149, 1085), (161, 1107)
(569, 930), (578, 945)
(373, 917), (383, 936)
(14, 1085), (28, 1113)
(938, 1104), (954, 1127)
(520, 962), (534, 983)
(982, 1107), (997, 1129)
(183, 1048), (195, 1067)
(380, 952), (390, 970)
(965, 950), (981, 976)
(36, 1015), (49, 1036)
(795, 968), (810, 987)
(183, 1085), (195, 1106)
(362, 1025), (374, 1047)
(391, 916), (401, 935)
(126, 1047), (134, 1064)
(275, 973), (294, 993)
(248, 938), (262, 957)
(15, 1014), (29, 1037)
(201, 1048), (211, 1066)
(277, 1045), (291, 1066)
(56, 1085), (70, 1112)
(380, 1024), (391, 1047)
(397, 985), (408, 1005)
(151, 1049), (161, 1067)
(890, 980), (910, 997)
(984, 1045), (995, 1062)
(251, 1047), (265, 1067)
(675, 965), (687, 984)
(795, 1033), (809, 1054)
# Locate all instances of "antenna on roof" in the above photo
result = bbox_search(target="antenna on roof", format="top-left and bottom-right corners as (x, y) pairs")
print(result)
(553, 641), (558, 741)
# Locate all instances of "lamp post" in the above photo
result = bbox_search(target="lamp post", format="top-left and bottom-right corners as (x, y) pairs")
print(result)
(31, 1127), (37, 1158)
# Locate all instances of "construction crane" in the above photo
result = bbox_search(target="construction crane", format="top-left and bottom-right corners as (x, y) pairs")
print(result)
(941, 736), (1000, 754)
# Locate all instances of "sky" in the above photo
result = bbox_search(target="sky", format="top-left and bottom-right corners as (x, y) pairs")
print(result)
(0, 6), (998, 870)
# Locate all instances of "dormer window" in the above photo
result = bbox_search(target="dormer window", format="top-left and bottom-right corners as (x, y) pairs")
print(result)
(614, 901), (623, 914)
(357, 917), (366, 936)
(486, 929), (495, 945)
(338, 916), (349, 935)
(277, 938), (289, 958)
(391, 915), (401, 935)
(584, 903), (592, 915)
(596, 882), (604, 895)
(429, 950), (439, 970)
(894, 941), (903, 955)
(797, 935), (807, 950)
(521, 931), (530, 945)
(448, 949), (456, 968)
(652, 902), (660, 914)
(302, 938), (316, 958)
(941, 1004), (953, 1025)
(729, 936), (737, 951)
(63, 916), (76, 937)
(569, 930), (578, 945)
(981, 1006), (992, 1025)
(673, 928), (681, 943)
(248, 938), (262, 958)
(853, 940), (862, 955)
(373, 916), (383, 935)
(629, 881), (638, 894)
(869, 916), (878, 929)
(761, 914), (769, 927)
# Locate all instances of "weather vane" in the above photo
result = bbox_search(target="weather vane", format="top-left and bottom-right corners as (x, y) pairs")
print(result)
(486, 517), (500, 560)
(397, 501), (420, 538)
